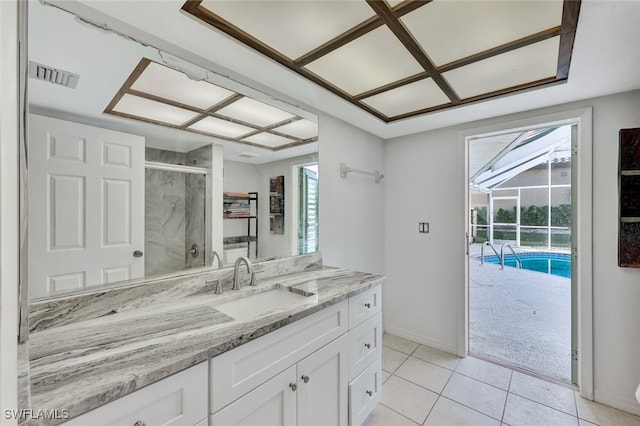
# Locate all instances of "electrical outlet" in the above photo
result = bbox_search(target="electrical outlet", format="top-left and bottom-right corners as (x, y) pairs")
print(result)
(419, 222), (429, 233)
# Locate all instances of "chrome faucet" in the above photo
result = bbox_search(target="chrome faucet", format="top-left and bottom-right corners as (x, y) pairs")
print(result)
(211, 250), (222, 269)
(233, 256), (256, 290)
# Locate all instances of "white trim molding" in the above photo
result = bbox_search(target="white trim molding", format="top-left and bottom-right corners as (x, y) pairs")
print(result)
(459, 107), (594, 400)
(0, 1), (21, 424)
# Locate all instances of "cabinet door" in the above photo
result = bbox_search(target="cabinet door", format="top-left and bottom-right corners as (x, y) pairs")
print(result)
(297, 334), (348, 426)
(211, 366), (297, 426)
(63, 362), (207, 426)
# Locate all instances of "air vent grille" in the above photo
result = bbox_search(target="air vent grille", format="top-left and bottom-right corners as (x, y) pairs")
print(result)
(237, 152), (261, 159)
(28, 61), (79, 89)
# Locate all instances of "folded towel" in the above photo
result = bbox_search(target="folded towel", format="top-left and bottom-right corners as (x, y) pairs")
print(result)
(224, 192), (251, 198)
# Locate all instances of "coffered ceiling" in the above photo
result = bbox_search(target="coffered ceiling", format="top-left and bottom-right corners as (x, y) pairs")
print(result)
(182, 0), (580, 122)
(106, 58), (318, 150)
(33, 0), (640, 141)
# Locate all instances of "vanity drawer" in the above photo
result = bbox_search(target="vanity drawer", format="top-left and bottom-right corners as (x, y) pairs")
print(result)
(348, 359), (382, 426)
(210, 300), (348, 413)
(348, 285), (381, 328)
(348, 313), (382, 380)
(63, 362), (208, 426)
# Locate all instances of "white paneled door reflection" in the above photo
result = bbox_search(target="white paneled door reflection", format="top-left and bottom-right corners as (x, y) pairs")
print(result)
(28, 114), (144, 297)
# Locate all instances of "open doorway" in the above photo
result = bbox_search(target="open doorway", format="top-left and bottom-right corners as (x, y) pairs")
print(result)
(467, 124), (576, 384)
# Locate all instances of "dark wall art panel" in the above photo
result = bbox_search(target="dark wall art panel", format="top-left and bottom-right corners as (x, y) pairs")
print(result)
(619, 128), (640, 267)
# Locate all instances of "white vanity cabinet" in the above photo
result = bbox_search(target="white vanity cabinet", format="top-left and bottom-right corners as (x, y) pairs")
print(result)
(210, 285), (382, 426)
(211, 334), (348, 426)
(63, 361), (208, 426)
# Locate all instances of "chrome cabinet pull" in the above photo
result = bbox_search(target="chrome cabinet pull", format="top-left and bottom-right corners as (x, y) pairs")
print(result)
(133, 421), (145, 426)
(366, 390), (373, 396)
(289, 383), (297, 391)
(301, 375), (310, 383)
(364, 302), (371, 308)
(364, 343), (371, 349)
(133, 250), (143, 258)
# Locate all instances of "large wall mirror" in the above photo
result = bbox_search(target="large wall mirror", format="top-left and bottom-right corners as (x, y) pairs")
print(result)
(26, 1), (319, 301)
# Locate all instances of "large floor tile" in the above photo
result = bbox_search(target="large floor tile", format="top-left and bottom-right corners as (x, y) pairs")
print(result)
(579, 420), (598, 426)
(382, 375), (438, 424)
(382, 370), (391, 384)
(503, 393), (578, 426)
(442, 373), (507, 420)
(412, 344), (461, 370)
(456, 356), (512, 390)
(382, 346), (409, 373)
(509, 371), (576, 416)
(394, 356), (453, 393)
(362, 404), (419, 426)
(424, 396), (501, 426)
(383, 333), (420, 355)
(575, 393), (640, 426)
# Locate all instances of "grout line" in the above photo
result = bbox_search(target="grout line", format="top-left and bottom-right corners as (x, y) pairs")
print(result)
(501, 370), (513, 423)
(437, 395), (505, 423)
(419, 366), (458, 424)
(379, 402), (421, 425)
(450, 369), (510, 392)
(510, 391), (580, 419)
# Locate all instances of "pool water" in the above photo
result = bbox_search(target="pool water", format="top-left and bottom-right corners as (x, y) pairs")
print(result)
(481, 252), (571, 278)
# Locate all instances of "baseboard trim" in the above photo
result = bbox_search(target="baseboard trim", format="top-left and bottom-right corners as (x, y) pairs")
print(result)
(594, 393), (640, 417)
(384, 324), (458, 354)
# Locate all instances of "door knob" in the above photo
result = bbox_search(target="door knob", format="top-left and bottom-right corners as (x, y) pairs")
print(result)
(133, 250), (143, 258)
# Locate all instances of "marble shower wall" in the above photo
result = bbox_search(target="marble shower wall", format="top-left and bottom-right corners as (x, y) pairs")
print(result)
(145, 167), (186, 276)
(184, 173), (206, 269)
(145, 147), (209, 276)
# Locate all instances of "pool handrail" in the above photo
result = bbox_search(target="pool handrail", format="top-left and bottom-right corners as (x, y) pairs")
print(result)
(480, 241), (500, 265)
(500, 243), (523, 269)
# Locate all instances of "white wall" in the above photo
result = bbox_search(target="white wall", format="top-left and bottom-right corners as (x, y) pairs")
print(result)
(384, 89), (640, 414)
(318, 113), (386, 275)
(0, 1), (19, 423)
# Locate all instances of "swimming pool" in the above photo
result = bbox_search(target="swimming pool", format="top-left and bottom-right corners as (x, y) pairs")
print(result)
(480, 252), (571, 278)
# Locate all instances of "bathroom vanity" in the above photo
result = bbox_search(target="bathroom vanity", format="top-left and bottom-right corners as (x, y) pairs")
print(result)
(22, 254), (383, 426)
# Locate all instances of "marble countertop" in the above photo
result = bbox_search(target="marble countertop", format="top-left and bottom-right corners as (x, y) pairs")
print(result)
(23, 256), (384, 425)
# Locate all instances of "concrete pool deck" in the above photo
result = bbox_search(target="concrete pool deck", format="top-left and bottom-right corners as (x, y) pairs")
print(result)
(469, 248), (572, 382)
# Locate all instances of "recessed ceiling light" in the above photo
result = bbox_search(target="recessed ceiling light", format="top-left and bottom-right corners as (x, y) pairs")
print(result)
(242, 132), (295, 148)
(111, 93), (199, 126)
(217, 97), (295, 127)
(272, 119), (318, 140)
(304, 25), (423, 96)
(443, 37), (560, 99)
(361, 78), (450, 118)
(199, 0), (374, 60)
(130, 61), (235, 109)
(188, 116), (254, 139)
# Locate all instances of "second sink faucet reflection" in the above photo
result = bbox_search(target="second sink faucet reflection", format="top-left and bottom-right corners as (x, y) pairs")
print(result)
(233, 256), (256, 290)
(211, 250), (222, 269)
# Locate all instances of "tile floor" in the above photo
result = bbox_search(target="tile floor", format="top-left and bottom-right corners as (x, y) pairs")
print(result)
(363, 333), (640, 426)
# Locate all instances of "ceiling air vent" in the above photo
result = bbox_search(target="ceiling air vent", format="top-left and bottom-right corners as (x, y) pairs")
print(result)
(237, 152), (261, 159)
(29, 61), (79, 89)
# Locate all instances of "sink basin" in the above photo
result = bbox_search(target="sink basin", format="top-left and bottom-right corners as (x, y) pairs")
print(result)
(214, 286), (315, 321)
